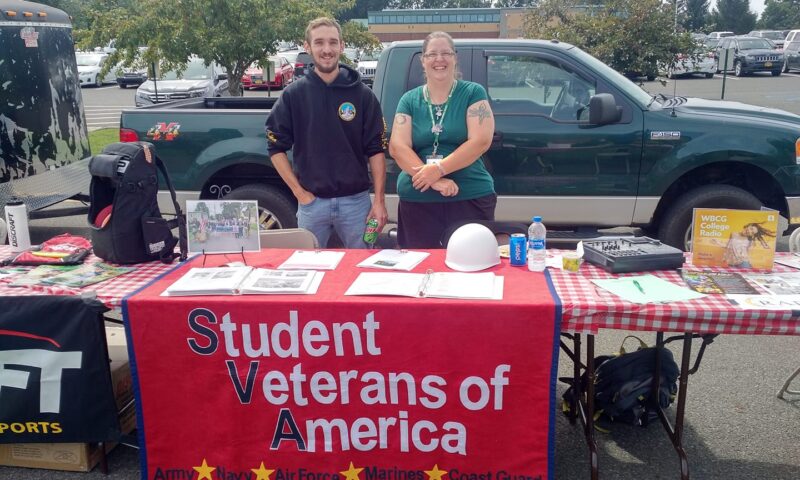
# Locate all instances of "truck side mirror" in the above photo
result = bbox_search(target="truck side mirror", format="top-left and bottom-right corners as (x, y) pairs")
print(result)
(216, 73), (228, 81)
(589, 93), (622, 125)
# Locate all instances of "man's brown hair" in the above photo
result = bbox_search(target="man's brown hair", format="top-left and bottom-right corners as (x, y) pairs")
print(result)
(305, 17), (342, 44)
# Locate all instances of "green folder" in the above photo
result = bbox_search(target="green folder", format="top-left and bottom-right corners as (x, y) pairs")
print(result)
(592, 274), (705, 304)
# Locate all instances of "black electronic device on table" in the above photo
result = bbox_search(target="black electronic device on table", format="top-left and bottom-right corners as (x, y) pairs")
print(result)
(582, 236), (685, 273)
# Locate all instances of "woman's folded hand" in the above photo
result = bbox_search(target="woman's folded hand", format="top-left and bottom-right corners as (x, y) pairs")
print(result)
(431, 178), (459, 197)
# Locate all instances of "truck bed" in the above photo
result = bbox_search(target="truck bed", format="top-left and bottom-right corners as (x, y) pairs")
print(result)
(130, 96), (278, 111)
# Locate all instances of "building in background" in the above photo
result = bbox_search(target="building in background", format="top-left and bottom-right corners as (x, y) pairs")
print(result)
(367, 8), (529, 42)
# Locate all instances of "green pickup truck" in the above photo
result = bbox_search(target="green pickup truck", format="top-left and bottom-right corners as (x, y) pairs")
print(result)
(119, 39), (800, 248)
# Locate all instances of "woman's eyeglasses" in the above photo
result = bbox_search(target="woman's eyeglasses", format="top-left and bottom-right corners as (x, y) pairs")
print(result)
(423, 51), (455, 59)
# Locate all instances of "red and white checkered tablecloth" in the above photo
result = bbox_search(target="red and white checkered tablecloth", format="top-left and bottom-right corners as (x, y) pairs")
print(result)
(0, 245), (182, 310)
(548, 250), (800, 336)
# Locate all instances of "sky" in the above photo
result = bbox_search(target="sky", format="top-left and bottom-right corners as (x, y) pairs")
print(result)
(710, 0), (766, 16)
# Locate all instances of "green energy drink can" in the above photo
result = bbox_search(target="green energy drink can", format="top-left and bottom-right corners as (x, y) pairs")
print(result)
(363, 218), (379, 245)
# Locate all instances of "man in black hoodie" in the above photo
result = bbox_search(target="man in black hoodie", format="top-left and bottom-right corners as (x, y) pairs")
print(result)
(266, 17), (387, 248)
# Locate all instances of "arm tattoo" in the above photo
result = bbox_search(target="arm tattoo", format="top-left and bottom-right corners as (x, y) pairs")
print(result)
(468, 102), (492, 125)
(394, 113), (409, 125)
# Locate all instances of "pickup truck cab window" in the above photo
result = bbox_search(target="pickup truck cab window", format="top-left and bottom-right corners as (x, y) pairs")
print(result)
(477, 47), (643, 219)
(486, 54), (595, 123)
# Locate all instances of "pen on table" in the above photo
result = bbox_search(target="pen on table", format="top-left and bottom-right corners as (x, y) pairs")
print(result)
(633, 280), (645, 294)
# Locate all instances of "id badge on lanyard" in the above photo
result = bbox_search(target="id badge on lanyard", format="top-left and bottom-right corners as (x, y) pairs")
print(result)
(426, 155), (443, 165)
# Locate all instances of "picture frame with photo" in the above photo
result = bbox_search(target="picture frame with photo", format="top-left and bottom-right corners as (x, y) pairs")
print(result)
(186, 200), (261, 254)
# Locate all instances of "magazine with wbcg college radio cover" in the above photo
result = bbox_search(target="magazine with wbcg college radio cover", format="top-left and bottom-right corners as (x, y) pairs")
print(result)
(691, 208), (778, 269)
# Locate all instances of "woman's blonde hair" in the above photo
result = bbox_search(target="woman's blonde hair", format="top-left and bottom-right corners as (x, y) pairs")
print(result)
(421, 31), (460, 79)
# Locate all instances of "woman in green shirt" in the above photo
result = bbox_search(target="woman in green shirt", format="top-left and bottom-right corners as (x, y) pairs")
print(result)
(389, 31), (496, 248)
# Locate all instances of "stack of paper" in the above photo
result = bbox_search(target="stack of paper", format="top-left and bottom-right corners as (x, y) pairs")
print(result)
(163, 267), (254, 296)
(239, 269), (324, 295)
(592, 274), (704, 304)
(345, 271), (503, 300)
(162, 267), (323, 296)
(278, 250), (345, 270)
(356, 250), (430, 271)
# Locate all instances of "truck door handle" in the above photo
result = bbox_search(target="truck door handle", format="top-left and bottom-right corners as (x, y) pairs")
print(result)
(490, 131), (503, 150)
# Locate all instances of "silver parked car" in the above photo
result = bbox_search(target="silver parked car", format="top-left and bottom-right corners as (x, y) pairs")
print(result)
(748, 30), (787, 49)
(135, 57), (230, 106)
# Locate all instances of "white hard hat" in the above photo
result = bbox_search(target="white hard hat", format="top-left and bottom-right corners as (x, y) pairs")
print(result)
(445, 223), (500, 272)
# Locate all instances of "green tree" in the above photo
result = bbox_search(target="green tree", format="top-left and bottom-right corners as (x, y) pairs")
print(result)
(757, 0), (800, 29)
(494, 0), (536, 6)
(36, 0), (132, 29)
(683, 0), (709, 32)
(388, 0), (491, 7)
(196, 202), (210, 216)
(342, 20), (382, 53)
(524, 0), (695, 78)
(82, 0), (353, 96)
(708, 0), (756, 34)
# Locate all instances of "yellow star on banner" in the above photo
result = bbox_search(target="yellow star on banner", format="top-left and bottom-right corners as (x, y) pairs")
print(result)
(424, 464), (448, 480)
(193, 458), (216, 480)
(251, 462), (276, 480)
(339, 461), (364, 480)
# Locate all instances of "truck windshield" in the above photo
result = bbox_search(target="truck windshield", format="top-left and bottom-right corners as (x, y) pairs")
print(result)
(568, 47), (652, 108)
(760, 31), (785, 41)
(739, 39), (773, 50)
(359, 51), (380, 62)
(161, 60), (212, 80)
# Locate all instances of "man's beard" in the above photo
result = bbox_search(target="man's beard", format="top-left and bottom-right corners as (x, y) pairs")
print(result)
(314, 57), (338, 74)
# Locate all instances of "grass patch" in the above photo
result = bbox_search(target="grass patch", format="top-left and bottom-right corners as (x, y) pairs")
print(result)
(88, 128), (118, 154)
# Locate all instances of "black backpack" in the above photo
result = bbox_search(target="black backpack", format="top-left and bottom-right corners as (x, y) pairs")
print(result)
(88, 141), (187, 264)
(562, 336), (679, 429)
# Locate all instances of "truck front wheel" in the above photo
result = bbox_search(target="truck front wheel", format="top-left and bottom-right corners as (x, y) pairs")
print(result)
(657, 185), (762, 250)
(224, 184), (297, 231)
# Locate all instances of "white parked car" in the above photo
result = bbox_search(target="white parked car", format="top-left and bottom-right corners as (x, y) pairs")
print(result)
(76, 52), (116, 87)
(785, 30), (800, 54)
(135, 57), (231, 107)
(707, 31), (734, 40)
(665, 47), (717, 79)
(357, 49), (381, 87)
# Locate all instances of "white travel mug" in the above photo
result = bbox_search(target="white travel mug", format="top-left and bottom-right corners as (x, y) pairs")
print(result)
(5, 198), (31, 252)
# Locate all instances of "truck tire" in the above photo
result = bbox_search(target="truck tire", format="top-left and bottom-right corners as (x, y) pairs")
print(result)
(224, 184), (297, 231)
(657, 185), (762, 250)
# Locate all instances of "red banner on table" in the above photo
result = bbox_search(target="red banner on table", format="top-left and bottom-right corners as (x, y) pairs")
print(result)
(124, 250), (559, 480)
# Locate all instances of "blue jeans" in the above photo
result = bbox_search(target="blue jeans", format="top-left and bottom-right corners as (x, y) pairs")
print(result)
(296, 190), (371, 248)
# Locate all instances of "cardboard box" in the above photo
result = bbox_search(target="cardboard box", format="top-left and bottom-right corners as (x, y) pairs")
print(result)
(107, 326), (134, 410)
(0, 327), (136, 472)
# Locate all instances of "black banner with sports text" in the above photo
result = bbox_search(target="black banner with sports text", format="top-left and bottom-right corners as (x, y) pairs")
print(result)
(0, 296), (120, 443)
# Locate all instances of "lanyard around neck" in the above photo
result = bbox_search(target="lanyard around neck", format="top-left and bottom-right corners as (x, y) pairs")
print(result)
(423, 81), (456, 156)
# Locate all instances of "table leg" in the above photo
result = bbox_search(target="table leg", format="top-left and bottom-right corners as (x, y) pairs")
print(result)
(560, 333), (599, 480)
(585, 335), (598, 480)
(98, 441), (108, 474)
(653, 332), (692, 480)
(570, 333), (581, 425)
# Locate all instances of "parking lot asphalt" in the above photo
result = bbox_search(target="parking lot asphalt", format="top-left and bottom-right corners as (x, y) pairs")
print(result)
(4, 72), (798, 480)
(641, 70), (800, 115)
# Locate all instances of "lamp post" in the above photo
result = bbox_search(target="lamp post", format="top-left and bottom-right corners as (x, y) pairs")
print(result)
(674, 0), (679, 33)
